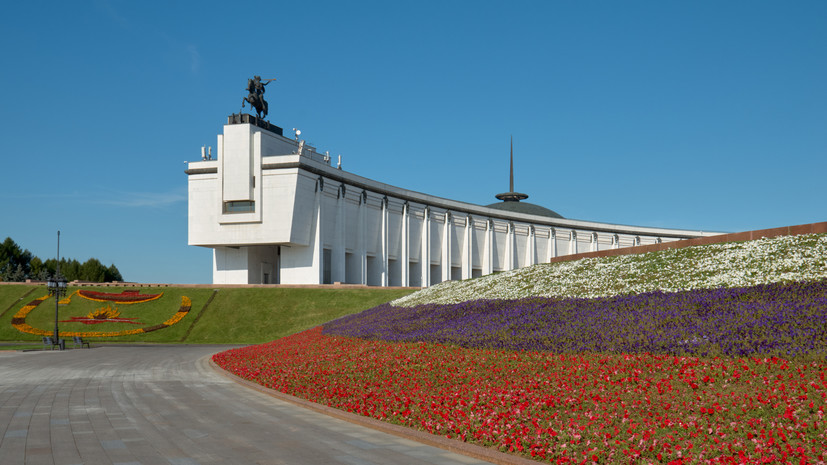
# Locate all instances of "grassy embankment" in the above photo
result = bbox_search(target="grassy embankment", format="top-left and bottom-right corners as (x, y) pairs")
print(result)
(3, 232), (825, 348)
(0, 285), (415, 345)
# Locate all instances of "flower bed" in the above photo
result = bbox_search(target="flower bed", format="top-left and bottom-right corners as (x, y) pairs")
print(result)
(61, 304), (142, 325)
(213, 236), (827, 462)
(11, 295), (191, 338)
(392, 233), (827, 307)
(214, 327), (826, 463)
(76, 289), (163, 304)
(325, 280), (827, 360)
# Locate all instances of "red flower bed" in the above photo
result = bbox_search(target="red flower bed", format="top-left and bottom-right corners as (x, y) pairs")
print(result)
(213, 327), (826, 463)
(61, 316), (142, 325)
(77, 289), (162, 303)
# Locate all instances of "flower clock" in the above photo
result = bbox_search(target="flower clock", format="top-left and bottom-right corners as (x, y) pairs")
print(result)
(11, 289), (191, 338)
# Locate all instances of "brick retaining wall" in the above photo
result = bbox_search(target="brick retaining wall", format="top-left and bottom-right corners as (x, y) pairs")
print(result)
(548, 221), (827, 264)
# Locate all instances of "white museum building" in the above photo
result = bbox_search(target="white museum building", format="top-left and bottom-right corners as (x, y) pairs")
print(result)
(187, 114), (716, 286)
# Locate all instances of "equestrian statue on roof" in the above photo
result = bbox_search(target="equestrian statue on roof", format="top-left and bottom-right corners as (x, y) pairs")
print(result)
(242, 75), (276, 119)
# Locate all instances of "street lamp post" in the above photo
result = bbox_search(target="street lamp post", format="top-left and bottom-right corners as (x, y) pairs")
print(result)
(46, 231), (67, 350)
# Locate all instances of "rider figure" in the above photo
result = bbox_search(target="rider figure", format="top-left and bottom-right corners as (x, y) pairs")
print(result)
(243, 76), (274, 118)
(247, 76), (271, 109)
(253, 75), (270, 98)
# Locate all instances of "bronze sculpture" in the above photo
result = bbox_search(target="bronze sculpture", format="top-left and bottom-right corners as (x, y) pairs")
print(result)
(243, 76), (275, 119)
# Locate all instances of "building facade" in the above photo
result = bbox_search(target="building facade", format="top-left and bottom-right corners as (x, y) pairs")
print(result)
(187, 115), (717, 286)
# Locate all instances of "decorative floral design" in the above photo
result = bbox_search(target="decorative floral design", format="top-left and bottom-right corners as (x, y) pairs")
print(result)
(11, 295), (190, 338)
(158, 296), (191, 328)
(74, 289), (163, 304)
(10, 296), (50, 333)
(60, 304), (142, 325)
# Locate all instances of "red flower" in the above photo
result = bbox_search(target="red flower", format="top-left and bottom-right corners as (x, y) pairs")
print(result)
(212, 328), (827, 464)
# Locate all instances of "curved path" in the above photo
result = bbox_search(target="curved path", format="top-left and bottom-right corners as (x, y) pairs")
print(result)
(0, 345), (509, 465)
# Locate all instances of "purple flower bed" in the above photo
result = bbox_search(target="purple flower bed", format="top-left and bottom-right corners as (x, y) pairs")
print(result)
(323, 280), (827, 359)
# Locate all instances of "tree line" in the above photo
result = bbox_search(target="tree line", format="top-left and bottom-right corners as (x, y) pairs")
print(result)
(0, 237), (124, 283)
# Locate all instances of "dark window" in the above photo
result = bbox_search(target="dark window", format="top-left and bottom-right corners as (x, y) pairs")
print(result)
(224, 201), (255, 213)
(323, 249), (332, 284)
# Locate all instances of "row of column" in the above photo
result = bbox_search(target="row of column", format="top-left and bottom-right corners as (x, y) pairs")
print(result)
(313, 179), (657, 287)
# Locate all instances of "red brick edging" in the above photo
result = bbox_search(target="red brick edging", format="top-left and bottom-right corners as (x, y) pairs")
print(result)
(549, 221), (827, 264)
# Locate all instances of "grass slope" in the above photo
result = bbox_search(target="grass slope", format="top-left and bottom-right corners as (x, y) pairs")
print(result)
(0, 286), (414, 344)
(184, 287), (415, 344)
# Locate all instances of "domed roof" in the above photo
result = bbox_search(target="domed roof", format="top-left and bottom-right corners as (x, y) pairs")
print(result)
(485, 200), (564, 219)
(485, 137), (564, 219)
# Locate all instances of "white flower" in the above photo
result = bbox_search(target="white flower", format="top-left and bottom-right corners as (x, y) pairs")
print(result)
(392, 233), (827, 307)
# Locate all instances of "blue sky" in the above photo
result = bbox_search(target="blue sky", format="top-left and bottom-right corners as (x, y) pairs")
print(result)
(1, 1), (825, 284)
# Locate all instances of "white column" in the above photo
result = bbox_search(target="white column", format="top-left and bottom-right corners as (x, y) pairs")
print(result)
(358, 191), (367, 285)
(506, 222), (515, 271)
(400, 202), (409, 287)
(612, 234), (619, 249)
(590, 232), (598, 252)
(483, 219), (493, 275)
(442, 212), (451, 282)
(312, 178), (324, 284)
(526, 225), (536, 266)
(332, 185), (346, 283)
(381, 196), (389, 287)
(569, 230), (578, 255)
(462, 216), (472, 280)
(421, 207), (430, 287)
(548, 228), (557, 261)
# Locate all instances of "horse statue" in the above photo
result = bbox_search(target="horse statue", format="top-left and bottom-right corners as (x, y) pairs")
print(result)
(242, 76), (275, 119)
(243, 91), (267, 118)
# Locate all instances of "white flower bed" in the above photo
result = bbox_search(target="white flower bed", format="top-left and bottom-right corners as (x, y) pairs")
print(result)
(392, 233), (827, 307)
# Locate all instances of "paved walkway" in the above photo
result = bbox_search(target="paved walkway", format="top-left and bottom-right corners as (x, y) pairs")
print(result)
(0, 346), (507, 465)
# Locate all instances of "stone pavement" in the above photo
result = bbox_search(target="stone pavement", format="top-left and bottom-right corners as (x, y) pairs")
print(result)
(0, 346), (524, 465)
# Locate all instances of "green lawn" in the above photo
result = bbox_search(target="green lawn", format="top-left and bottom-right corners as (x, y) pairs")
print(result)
(0, 343), (42, 351)
(0, 285), (415, 345)
(183, 287), (415, 344)
(0, 284), (39, 330)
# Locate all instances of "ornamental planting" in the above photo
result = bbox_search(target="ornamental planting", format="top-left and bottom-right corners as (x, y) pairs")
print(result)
(392, 233), (827, 307)
(214, 327), (826, 463)
(324, 280), (827, 360)
(11, 291), (191, 338)
(214, 234), (827, 463)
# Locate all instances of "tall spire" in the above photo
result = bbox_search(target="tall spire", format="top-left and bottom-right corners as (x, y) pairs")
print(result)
(509, 136), (514, 193)
(495, 136), (529, 202)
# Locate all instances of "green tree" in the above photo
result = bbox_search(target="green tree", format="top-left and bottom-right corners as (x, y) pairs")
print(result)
(42, 258), (58, 277)
(80, 258), (106, 282)
(29, 256), (45, 278)
(8, 264), (26, 281)
(105, 264), (124, 282)
(1, 237), (125, 283)
(0, 237), (33, 281)
(35, 268), (52, 281)
(60, 258), (81, 282)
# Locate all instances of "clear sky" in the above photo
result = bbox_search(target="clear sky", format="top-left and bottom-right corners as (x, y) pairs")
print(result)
(1, 1), (825, 284)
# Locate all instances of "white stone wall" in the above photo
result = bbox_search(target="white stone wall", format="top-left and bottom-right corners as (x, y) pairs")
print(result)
(188, 119), (719, 287)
